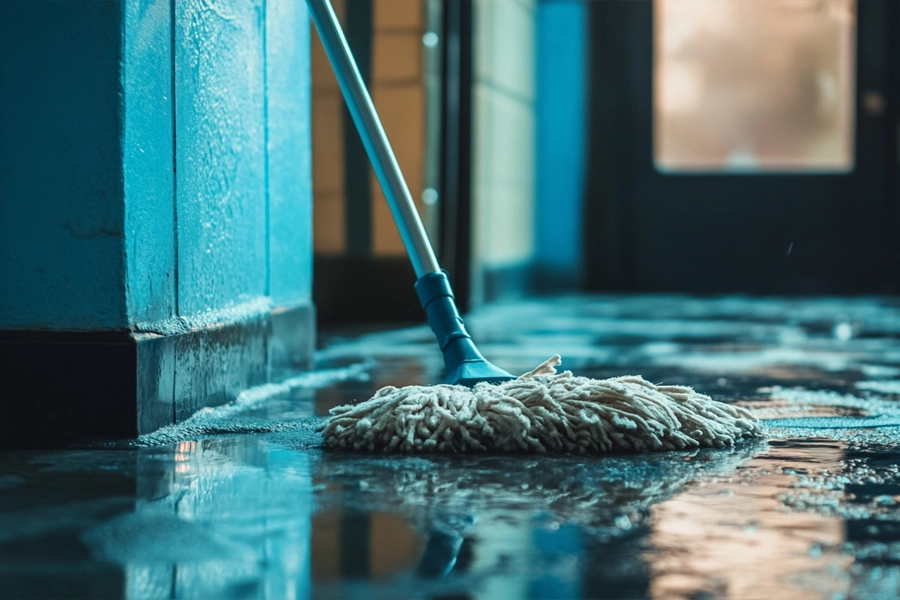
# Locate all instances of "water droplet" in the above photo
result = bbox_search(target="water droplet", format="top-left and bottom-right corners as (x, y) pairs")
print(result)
(422, 188), (439, 205)
(833, 322), (852, 341)
(422, 32), (439, 48)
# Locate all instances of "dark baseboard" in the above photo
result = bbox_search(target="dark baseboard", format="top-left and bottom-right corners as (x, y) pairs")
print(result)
(0, 330), (140, 447)
(314, 255), (422, 323)
(531, 265), (583, 294)
(0, 302), (315, 448)
(482, 262), (536, 304)
(270, 303), (317, 379)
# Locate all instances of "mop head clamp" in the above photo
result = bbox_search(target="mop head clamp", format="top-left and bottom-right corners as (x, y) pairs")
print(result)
(415, 271), (515, 386)
(318, 355), (766, 453)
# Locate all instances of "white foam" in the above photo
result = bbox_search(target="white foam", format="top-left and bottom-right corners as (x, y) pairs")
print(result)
(137, 362), (370, 446)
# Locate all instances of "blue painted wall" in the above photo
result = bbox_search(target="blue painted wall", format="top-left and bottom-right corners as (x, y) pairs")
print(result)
(0, 0), (313, 332)
(266, 0), (314, 307)
(535, 0), (587, 287)
(123, 0), (176, 327)
(174, 0), (269, 318)
(0, 0), (128, 329)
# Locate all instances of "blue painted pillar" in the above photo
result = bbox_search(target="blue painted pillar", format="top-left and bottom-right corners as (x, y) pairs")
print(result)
(0, 0), (314, 445)
(0, 0), (129, 330)
(123, 0), (177, 329)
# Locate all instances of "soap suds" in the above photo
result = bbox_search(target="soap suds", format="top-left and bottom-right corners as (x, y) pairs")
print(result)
(137, 363), (369, 447)
(856, 380), (900, 395)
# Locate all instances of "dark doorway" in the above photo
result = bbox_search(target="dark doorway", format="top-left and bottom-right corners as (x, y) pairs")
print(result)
(585, 0), (899, 294)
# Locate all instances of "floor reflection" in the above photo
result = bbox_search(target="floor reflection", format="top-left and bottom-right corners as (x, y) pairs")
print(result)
(3, 295), (900, 599)
(2, 437), (861, 600)
(307, 444), (765, 599)
(83, 439), (314, 600)
(647, 440), (850, 599)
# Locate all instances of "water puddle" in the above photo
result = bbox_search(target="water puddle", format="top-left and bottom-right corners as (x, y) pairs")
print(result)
(3, 294), (900, 598)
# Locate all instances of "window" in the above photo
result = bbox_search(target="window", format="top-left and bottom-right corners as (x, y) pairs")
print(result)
(654, 0), (856, 172)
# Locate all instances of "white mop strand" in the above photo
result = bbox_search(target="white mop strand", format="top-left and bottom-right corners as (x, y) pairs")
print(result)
(319, 355), (766, 453)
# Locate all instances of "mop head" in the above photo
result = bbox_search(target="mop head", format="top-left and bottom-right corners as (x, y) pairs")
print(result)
(319, 355), (765, 453)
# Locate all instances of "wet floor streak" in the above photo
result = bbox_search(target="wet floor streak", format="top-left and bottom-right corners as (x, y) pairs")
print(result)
(2, 294), (900, 599)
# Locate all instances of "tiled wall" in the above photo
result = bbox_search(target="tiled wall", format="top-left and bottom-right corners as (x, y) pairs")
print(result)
(310, 0), (536, 303)
(310, 0), (347, 255)
(311, 0), (427, 258)
(370, 0), (427, 257)
(471, 0), (537, 303)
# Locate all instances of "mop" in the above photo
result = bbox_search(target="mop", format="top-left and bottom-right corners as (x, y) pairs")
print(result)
(320, 355), (762, 453)
(307, 0), (764, 453)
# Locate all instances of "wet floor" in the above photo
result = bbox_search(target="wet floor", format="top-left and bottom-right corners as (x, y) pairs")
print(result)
(3, 295), (900, 599)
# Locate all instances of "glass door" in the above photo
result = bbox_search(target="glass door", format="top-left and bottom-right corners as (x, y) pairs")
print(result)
(585, 0), (898, 293)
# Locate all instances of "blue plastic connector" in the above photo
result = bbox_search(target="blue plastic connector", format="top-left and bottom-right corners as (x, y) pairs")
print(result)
(415, 271), (515, 386)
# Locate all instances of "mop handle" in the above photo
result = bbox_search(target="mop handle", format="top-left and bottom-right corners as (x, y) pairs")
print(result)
(307, 0), (441, 278)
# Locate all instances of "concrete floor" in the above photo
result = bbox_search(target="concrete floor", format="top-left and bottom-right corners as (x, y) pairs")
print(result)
(3, 294), (900, 599)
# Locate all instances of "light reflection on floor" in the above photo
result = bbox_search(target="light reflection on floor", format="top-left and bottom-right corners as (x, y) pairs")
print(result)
(2, 295), (900, 599)
(647, 440), (851, 600)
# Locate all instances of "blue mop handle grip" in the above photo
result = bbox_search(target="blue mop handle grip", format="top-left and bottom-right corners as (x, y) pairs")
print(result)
(415, 271), (486, 373)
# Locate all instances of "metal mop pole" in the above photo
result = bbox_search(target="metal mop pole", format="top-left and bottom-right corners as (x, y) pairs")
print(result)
(307, 0), (513, 385)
